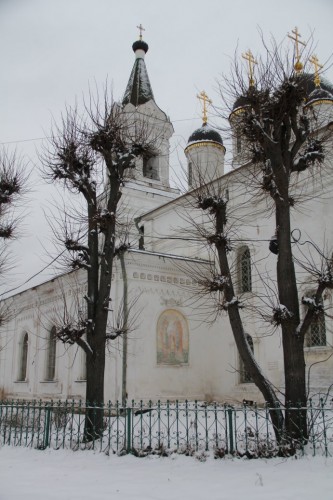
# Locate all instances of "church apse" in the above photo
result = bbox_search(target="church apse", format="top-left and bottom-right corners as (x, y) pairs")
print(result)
(157, 309), (189, 365)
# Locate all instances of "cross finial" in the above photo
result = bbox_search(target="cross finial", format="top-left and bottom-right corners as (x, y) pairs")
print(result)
(288, 27), (306, 73)
(137, 24), (145, 40)
(309, 54), (323, 88)
(197, 91), (212, 125)
(242, 50), (257, 87)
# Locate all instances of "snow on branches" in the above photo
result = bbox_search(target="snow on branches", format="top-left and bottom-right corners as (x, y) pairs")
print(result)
(292, 139), (324, 172)
(197, 195), (227, 216)
(205, 274), (230, 293)
(271, 304), (294, 326)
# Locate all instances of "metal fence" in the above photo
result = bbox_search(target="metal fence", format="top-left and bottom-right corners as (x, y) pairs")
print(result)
(0, 399), (332, 457)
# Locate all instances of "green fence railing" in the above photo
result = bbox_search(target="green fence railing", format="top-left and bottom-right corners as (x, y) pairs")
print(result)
(0, 399), (332, 457)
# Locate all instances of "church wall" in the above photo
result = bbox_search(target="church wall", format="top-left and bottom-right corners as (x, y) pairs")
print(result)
(0, 272), (88, 401)
(139, 159), (333, 402)
(1, 111), (333, 405)
(113, 251), (267, 404)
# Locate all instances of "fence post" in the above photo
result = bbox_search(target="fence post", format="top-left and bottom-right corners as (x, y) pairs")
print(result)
(227, 407), (234, 454)
(320, 398), (328, 458)
(43, 405), (51, 449)
(126, 405), (132, 454)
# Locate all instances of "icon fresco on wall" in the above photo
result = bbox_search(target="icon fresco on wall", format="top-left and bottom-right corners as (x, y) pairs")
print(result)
(157, 309), (189, 365)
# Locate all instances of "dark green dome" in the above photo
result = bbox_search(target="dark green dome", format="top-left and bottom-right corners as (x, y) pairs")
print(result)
(299, 73), (333, 97)
(188, 123), (223, 145)
(305, 86), (333, 106)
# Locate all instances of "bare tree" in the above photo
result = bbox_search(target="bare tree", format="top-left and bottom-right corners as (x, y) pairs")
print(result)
(182, 33), (333, 445)
(0, 148), (27, 316)
(41, 89), (158, 439)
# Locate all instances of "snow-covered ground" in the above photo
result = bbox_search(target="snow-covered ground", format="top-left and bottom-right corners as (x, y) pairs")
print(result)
(0, 446), (332, 500)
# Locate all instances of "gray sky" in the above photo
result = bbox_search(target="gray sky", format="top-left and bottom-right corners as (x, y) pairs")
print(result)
(1, 0), (333, 295)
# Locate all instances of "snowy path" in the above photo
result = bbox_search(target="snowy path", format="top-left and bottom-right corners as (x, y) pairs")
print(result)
(0, 446), (332, 500)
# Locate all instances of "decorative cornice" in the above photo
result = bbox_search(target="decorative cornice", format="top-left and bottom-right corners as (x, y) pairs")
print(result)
(185, 141), (226, 154)
(132, 271), (197, 286)
(229, 106), (249, 119)
(304, 99), (333, 109)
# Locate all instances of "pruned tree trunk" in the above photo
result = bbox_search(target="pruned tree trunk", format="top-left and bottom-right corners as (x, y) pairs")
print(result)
(276, 200), (307, 441)
(41, 92), (158, 441)
(215, 205), (285, 442)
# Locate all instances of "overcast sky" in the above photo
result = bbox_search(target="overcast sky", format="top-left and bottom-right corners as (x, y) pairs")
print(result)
(1, 0), (333, 295)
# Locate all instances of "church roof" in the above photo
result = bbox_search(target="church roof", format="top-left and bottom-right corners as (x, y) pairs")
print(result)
(187, 123), (224, 146)
(122, 39), (155, 107)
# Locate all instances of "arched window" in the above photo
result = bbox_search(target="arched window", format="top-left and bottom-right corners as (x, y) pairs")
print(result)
(305, 294), (326, 347)
(18, 333), (28, 381)
(240, 334), (254, 383)
(46, 326), (57, 381)
(239, 247), (252, 293)
(143, 155), (159, 180)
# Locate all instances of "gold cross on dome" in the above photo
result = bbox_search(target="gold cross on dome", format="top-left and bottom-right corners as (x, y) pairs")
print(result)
(137, 24), (145, 40)
(242, 50), (257, 87)
(309, 54), (323, 87)
(288, 27), (306, 73)
(197, 91), (212, 125)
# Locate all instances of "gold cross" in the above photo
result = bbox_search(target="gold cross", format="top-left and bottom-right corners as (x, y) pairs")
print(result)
(137, 24), (145, 40)
(288, 27), (306, 73)
(197, 91), (212, 125)
(309, 54), (323, 87)
(242, 50), (257, 87)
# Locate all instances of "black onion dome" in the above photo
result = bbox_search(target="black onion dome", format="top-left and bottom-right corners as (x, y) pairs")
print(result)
(188, 123), (223, 145)
(132, 39), (149, 54)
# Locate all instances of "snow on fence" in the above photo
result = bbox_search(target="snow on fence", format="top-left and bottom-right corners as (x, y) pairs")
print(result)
(0, 399), (332, 457)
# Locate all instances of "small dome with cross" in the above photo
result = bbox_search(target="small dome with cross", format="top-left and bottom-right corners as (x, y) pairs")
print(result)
(132, 39), (149, 54)
(187, 91), (224, 146)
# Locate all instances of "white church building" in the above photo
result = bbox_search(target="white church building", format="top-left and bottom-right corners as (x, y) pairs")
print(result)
(0, 36), (333, 404)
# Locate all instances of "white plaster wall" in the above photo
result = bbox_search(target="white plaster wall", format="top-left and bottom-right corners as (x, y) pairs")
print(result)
(186, 142), (225, 187)
(1, 145), (332, 404)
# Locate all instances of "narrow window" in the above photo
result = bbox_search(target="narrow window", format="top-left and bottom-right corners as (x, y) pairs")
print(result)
(46, 326), (57, 381)
(19, 333), (28, 381)
(188, 162), (193, 187)
(306, 296), (326, 347)
(239, 247), (252, 293)
(240, 334), (254, 383)
(139, 225), (144, 250)
(236, 130), (242, 154)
